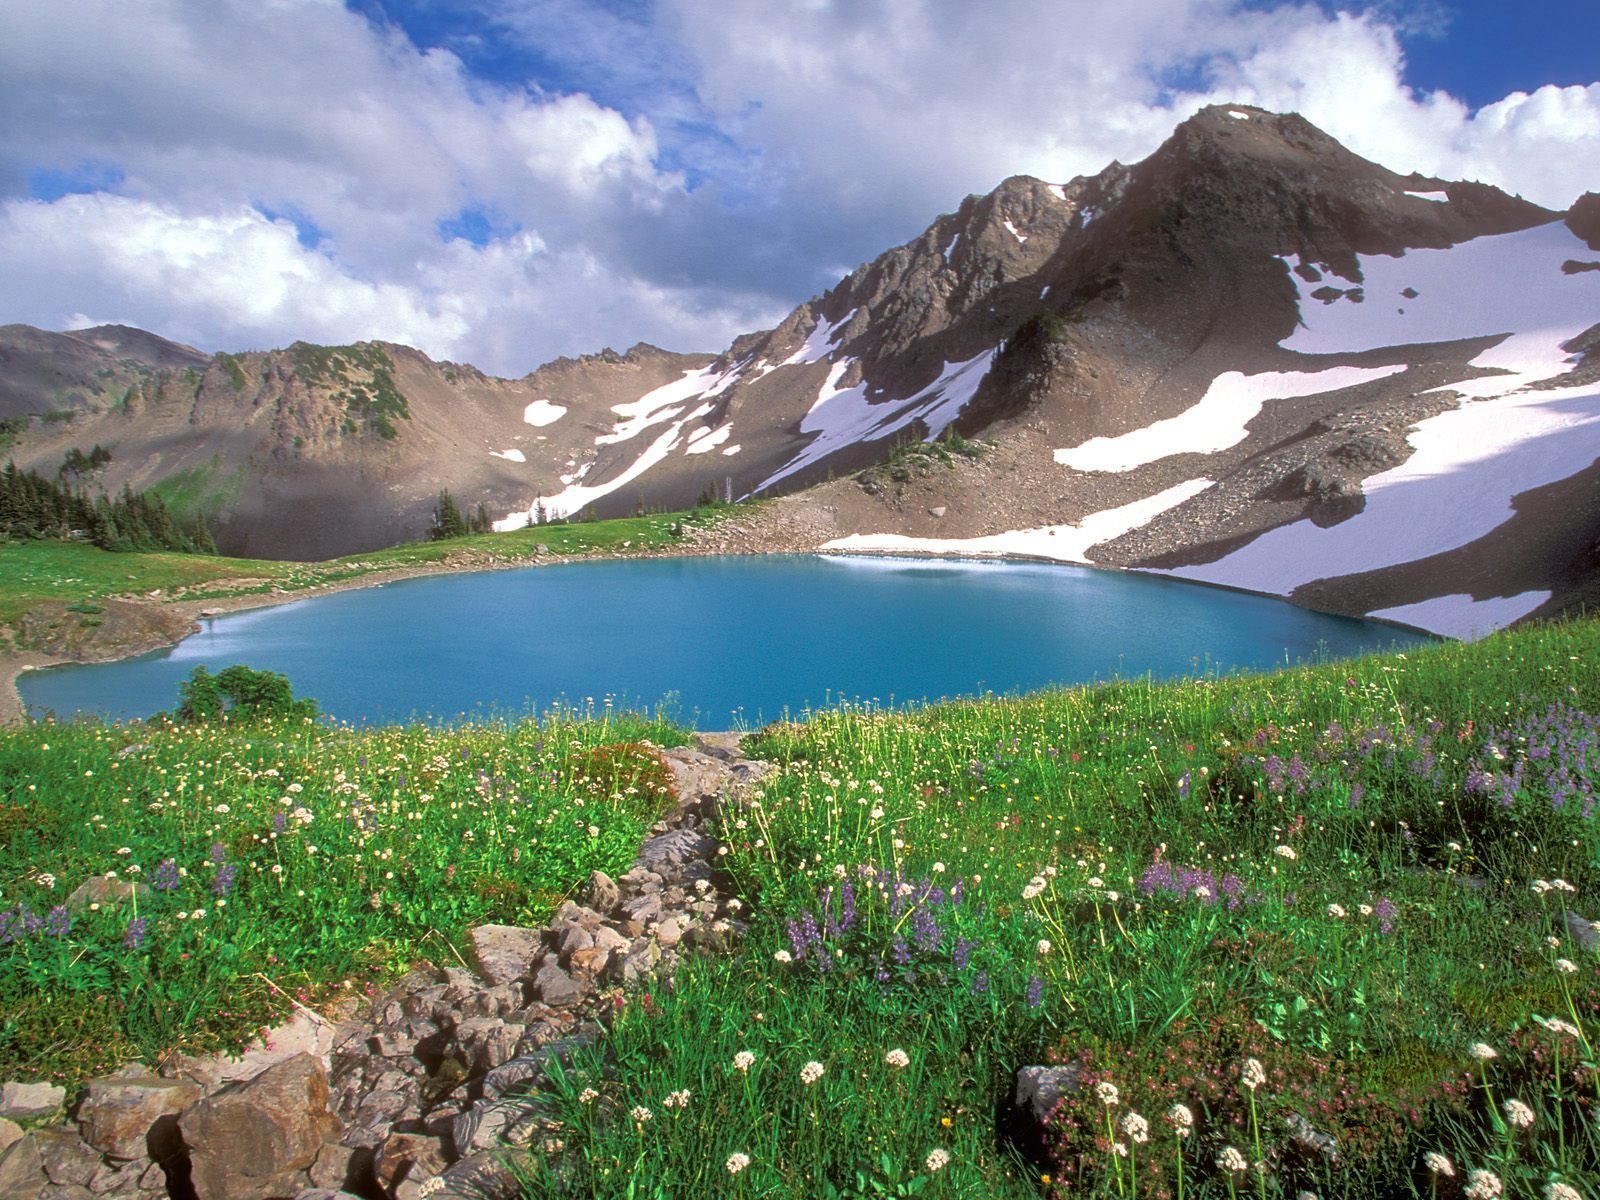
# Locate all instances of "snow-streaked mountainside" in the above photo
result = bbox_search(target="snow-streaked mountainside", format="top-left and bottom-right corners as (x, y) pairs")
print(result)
(3, 106), (1597, 636)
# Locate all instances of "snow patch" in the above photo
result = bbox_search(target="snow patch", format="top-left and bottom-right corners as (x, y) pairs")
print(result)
(1404, 189), (1449, 203)
(759, 350), (996, 492)
(721, 444), (741, 456)
(523, 399), (567, 427)
(1003, 219), (1027, 244)
(1046, 184), (1067, 202)
(1054, 364), (1406, 473)
(685, 423), (733, 455)
(596, 365), (722, 445)
(944, 232), (961, 262)
(1227, 109), (1251, 120)
(823, 479), (1214, 565)
(781, 308), (858, 367)
(1369, 591), (1551, 640)
(490, 448), (526, 463)
(1166, 222), (1600, 631)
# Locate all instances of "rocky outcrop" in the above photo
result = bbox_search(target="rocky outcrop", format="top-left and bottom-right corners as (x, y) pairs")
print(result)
(0, 734), (770, 1200)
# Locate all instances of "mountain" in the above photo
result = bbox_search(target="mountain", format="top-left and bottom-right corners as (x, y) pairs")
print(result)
(2, 105), (1597, 635)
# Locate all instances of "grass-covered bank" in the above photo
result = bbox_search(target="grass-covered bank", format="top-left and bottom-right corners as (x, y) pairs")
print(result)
(0, 707), (687, 1084)
(0, 505), (741, 630)
(528, 618), (1600, 1198)
(3, 617), (1600, 1197)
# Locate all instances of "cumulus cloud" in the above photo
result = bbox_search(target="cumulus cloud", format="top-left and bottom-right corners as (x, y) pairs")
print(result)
(0, 0), (1595, 375)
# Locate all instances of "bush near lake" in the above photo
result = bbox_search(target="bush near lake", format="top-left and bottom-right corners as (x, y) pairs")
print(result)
(0, 705), (687, 1084)
(528, 618), (1600, 1199)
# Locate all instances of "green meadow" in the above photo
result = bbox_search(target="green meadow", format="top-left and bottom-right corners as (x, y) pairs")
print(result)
(2, 576), (1599, 1197)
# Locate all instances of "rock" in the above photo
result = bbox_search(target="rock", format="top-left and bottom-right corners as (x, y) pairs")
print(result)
(32, 1128), (98, 1188)
(77, 1073), (199, 1162)
(63, 876), (149, 915)
(928, 506), (947, 517)
(621, 894), (662, 926)
(583, 870), (621, 915)
(290, 1191), (365, 1200)
(0, 1121), (17, 1155)
(467, 925), (543, 988)
(84, 1155), (145, 1196)
(433, 1151), (521, 1200)
(531, 961), (582, 1008)
(691, 731), (746, 761)
(1285, 1112), (1339, 1162)
(178, 1053), (342, 1200)
(556, 923), (595, 959)
(375, 1131), (449, 1192)
(618, 939), (661, 984)
(550, 903), (603, 934)
(0, 1133), (46, 1200)
(0, 1080), (66, 1122)
(655, 914), (690, 949)
(166, 1008), (339, 1092)
(307, 1142), (357, 1191)
(1014, 1065), (1080, 1123)
(636, 829), (715, 879)
(1564, 909), (1599, 952)
(660, 750), (725, 805)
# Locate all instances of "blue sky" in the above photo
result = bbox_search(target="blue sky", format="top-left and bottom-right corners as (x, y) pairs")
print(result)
(1, 0), (1596, 375)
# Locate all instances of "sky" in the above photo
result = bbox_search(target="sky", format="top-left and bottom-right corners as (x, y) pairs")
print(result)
(1, 0), (1597, 377)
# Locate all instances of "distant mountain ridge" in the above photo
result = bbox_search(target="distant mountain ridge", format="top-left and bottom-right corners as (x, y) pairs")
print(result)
(3, 105), (1597, 636)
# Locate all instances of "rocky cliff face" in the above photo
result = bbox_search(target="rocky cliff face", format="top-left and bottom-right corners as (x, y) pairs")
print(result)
(3, 106), (1596, 636)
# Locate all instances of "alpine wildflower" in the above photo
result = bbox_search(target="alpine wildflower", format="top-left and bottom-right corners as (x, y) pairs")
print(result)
(885, 1049), (910, 1069)
(732, 1051), (755, 1073)
(1120, 1112), (1150, 1144)
(1503, 1099), (1535, 1129)
(800, 1061), (824, 1086)
(1095, 1081), (1120, 1107)
(1166, 1104), (1194, 1138)
(1464, 1169), (1503, 1200)
(925, 1148), (951, 1173)
(1423, 1151), (1454, 1177)
(726, 1152), (750, 1175)
(1217, 1146), (1249, 1172)
(1240, 1058), (1267, 1091)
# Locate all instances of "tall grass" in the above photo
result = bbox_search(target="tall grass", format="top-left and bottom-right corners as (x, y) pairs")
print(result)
(533, 619), (1600, 1198)
(0, 706), (687, 1083)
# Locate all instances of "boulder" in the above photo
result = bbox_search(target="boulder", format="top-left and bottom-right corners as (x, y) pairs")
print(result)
(63, 876), (149, 915)
(583, 871), (621, 915)
(0, 1080), (66, 1122)
(531, 961), (582, 1008)
(0, 1133), (45, 1200)
(0, 1121), (18, 1155)
(375, 1131), (448, 1192)
(466, 925), (543, 988)
(1014, 1065), (1081, 1124)
(77, 1072), (199, 1162)
(178, 1054), (342, 1200)
(635, 829), (714, 879)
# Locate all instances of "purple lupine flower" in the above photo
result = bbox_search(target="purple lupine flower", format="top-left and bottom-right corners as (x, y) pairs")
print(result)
(891, 939), (912, 967)
(123, 917), (149, 950)
(213, 863), (238, 898)
(912, 906), (940, 952)
(45, 906), (70, 937)
(1373, 896), (1398, 935)
(1177, 770), (1192, 800)
(949, 880), (964, 905)
(0, 908), (19, 946)
(210, 842), (227, 864)
(838, 882), (857, 933)
(271, 810), (287, 834)
(1026, 975), (1044, 1008)
(1347, 782), (1364, 809)
(1220, 873), (1245, 910)
(152, 859), (180, 893)
(970, 971), (990, 995)
(357, 755), (368, 768)
(20, 905), (42, 935)
(952, 937), (972, 971)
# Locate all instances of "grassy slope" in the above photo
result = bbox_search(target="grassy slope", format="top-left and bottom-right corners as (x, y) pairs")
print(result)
(0, 506), (737, 629)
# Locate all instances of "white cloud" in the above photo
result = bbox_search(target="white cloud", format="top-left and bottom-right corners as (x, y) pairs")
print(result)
(0, 0), (1595, 377)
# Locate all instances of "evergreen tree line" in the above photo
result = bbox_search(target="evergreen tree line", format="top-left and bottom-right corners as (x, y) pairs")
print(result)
(428, 490), (493, 540)
(0, 462), (217, 554)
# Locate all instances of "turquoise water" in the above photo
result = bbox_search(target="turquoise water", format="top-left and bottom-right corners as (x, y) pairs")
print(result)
(18, 554), (1430, 727)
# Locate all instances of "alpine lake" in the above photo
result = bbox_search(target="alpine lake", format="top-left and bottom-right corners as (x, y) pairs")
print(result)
(18, 554), (1431, 727)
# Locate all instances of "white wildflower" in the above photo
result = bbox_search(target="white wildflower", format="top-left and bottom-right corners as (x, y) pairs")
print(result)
(1422, 1151), (1454, 1176)
(1217, 1146), (1249, 1172)
(1240, 1058), (1267, 1091)
(773, 950), (792, 964)
(885, 1049), (910, 1069)
(1119, 1112), (1149, 1144)
(732, 1051), (755, 1073)
(1095, 1081), (1119, 1107)
(1036, 939), (1053, 956)
(1545, 1182), (1582, 1200)
(1166, 1104), (1194, 1137)
(629, 1105), (653, 1124)
(800, 1061), (824, 1086)
(1468, 1043), (1498, 1062)
(1465, 1169), (1503, 1200)
(1327, 903), (1347, 918)
(1274, 845), (1297, 861)
(726, 1152), (750, 1175)
(1557, 958), (1578, 974)
(925, 1148), (950, 1172)
(1503, 1098), (1534, 1128)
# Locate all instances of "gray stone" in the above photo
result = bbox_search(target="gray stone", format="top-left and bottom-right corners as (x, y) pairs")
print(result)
(1564, 909), (1600, 952)
(178, 1053), (343, 1200)
(467, 925), (543, 988)
(307, 1142), (357, 1190)
(77, 1072), (199, 1162)
(1285, 1112), (1339, 1162)
(557, 923), (595, 959)
(655, 914), (690, 949)
(584, 870), (621, 915)
(619, 939), (661, 984)
(0, 1080), (66, 1122)
(1015, 1065), (1080, 1123)
(376, 1131), (449, 1192)
(621, 894), (661, 926)
(636, 829), (715, 877)
(0, 1134), (46, 1200)
(33, 1128), (98, 1188)
(85, 1156), (144, 1195)
(532, 961), (582, 1008)
(434, 1150), (521, 1200)
(63, 876), (150, 915)
(927, 505), (947, 518)
(0, 1120), (19, 1154)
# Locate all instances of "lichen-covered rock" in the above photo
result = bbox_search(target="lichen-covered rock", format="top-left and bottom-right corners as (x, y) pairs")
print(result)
(0, 1080), (66, 1122)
